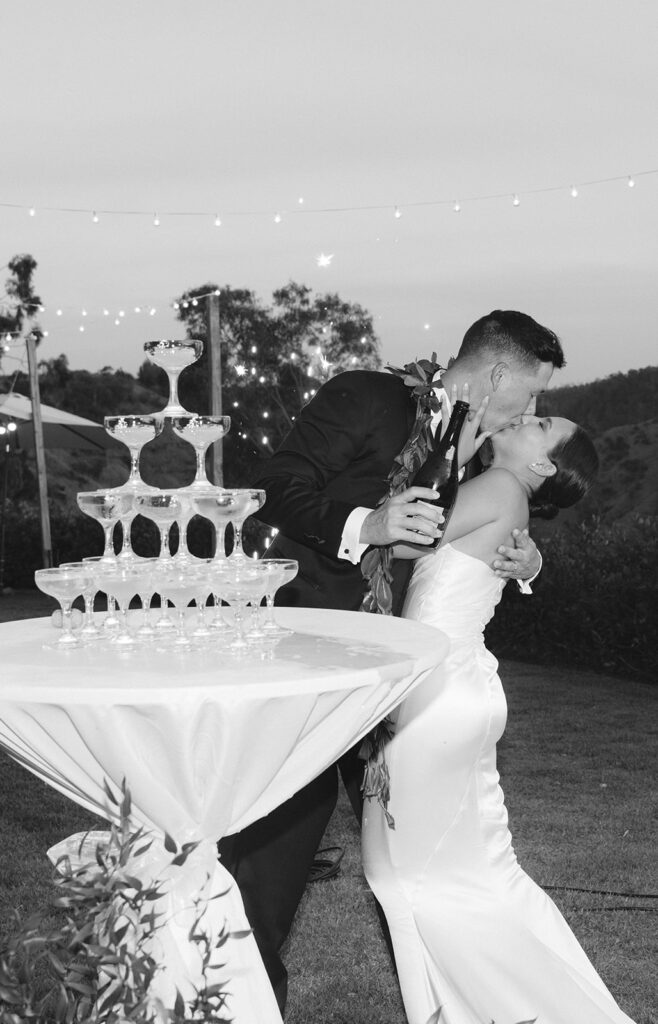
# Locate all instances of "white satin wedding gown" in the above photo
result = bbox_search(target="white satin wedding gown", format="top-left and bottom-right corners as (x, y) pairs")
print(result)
(362, 543), (635, 1024)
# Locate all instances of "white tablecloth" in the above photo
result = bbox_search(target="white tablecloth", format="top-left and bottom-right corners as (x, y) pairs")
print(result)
(0, 607), (448, 1021)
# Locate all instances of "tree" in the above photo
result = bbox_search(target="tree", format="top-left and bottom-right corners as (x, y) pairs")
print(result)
(0, 255), (44, 367)
(137, 281), (382, 484)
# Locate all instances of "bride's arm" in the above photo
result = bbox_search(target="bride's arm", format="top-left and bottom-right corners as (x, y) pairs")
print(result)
(393, 469), (528, 560)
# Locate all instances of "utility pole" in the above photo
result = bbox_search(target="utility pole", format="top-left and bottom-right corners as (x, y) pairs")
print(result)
(26, 332), (53, 567)
(207, 293), (223, 486)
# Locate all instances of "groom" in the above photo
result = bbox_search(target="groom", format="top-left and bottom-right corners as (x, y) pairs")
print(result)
(219, 309), (566, 1012)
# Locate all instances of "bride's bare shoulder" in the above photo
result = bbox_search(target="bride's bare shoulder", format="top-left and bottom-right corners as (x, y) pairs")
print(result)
(466, 466), (526, 503)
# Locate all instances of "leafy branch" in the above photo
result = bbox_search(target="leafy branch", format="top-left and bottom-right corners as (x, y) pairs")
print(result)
(0, 780), (234, 1024)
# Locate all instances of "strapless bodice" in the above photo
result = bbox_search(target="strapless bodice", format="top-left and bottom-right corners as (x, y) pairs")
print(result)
(401, 542), (505, 641)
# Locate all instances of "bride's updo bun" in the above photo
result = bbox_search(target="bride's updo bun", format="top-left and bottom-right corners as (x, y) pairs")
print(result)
(529, 425), (599, 520)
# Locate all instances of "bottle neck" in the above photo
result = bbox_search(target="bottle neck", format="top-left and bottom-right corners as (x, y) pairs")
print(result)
(439, 400), (469, 447)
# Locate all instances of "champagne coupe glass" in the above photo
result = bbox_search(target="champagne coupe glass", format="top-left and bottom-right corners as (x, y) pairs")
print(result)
(133, 491), (184, 559)
(170, 489), (209, 565)
(189, 559), (215, 640)
(221, 560), (272, 652)
(244, 562), (275, 642)
(170, 415), (231, 488)
(143, 339), (203, 417)
(98, 564), (144, 646)
(35, 566), (93, 649)
(82, 554), (120, 632)
(104, 415), (162, 559)
(77, 490), (134, 561)
(190, 488), (249, 562)
(261, 559), (299, 637)
(229, 489), (266, 559)
(60, 560), (103, 640)
(157, 564), (200, 647)
(132, 557), (161, 640)
(205, 559), (234, 637)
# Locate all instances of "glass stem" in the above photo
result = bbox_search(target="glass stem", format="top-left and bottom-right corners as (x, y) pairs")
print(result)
(159, 525), (171, 557)
(265, 593), (275, 624)
(103, 522), (116, 558)
(232, 520), (245, 556)
(178, 514), (191, 556)
(61, 601), (74, 640)
(194, 445), (209, 485)
(129, 446), (142, 484)
(166, 369), (181, 410)
(120, 515), (135, 557)
(213, 523), (227, 560)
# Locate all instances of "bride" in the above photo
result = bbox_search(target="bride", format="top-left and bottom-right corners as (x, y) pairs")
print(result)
(362, 413), (637, 1024)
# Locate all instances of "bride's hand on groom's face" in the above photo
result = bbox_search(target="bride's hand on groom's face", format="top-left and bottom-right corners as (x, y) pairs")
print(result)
(360, 489), (444, 548)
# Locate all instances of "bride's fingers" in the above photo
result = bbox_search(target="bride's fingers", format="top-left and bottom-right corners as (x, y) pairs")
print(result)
(468, 394), (489, 428)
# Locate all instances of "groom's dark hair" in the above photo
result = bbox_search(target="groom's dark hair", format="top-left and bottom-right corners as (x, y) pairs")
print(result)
(459, 310), (565, 369)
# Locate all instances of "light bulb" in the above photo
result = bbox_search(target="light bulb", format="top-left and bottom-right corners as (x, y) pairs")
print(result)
(214, 214), (222, 227)
(153, 213), (160, 226)
(79, 325), (85, 332)
(262, 436), (269, 445)
(103, 309), (109, 316)
(92, 211), (99, 223)
(81, 309), (87, 317)
(394, 206), (402, 219)
(512, 194), (520, 207)
(570, 186), (578, 198)
(274, 212), (282, 224)
(56, 309), (63, 316)
(627, 175), (635, 188)
(149, 308), (156, 316)
(28, 207), (35, 217)
(453, 201), (461, 213)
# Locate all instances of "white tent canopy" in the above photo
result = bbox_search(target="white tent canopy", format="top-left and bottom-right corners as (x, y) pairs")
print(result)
(0, 392), (119, 452)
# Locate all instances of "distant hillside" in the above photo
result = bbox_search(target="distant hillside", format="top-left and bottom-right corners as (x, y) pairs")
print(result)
(535, 365), (658, 530)
(536, 365), (658, 433)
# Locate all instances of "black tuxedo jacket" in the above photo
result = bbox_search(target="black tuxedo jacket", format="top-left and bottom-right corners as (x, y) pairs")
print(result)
(252, 370), (417, 613)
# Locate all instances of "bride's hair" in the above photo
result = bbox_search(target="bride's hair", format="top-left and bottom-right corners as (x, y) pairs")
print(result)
(530, 426), (599, 520)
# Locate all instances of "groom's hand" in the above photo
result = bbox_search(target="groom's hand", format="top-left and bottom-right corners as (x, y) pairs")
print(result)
(360, 488), (444, 547)
(492, 529), (541, 580)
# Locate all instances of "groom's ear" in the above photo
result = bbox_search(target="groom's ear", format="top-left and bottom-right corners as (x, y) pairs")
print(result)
(490, 361), (508, 391)
(528, 459), (557, 478)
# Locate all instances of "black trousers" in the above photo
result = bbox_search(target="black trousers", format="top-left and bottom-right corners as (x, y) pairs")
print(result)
(218, 742), (365, 1015)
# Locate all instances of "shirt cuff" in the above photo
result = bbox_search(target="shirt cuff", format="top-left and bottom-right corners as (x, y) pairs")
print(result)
(516, 551), (542, 595)
(338, 506), (373, 564)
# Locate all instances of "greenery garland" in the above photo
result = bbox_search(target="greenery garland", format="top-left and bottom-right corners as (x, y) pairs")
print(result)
(359, 353), (445, 827)
(360, 353), (445, 616)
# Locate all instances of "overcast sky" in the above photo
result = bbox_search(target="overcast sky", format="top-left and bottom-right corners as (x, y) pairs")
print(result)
(1, 0), (656, 389)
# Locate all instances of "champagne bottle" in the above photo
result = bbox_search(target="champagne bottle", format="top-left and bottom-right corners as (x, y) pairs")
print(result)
(411, 399), (470, 549)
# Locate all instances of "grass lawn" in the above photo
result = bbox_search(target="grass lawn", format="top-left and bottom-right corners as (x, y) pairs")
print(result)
(0, 591), (656, 1023)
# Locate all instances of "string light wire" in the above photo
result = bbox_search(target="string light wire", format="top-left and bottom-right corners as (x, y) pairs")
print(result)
(2, 168), (655, 222)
